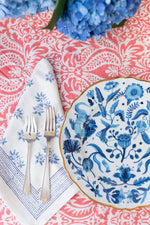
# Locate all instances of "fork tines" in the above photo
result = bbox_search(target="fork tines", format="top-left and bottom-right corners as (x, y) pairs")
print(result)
(44, 107), (55, 137)
(24, 115), (37, 139)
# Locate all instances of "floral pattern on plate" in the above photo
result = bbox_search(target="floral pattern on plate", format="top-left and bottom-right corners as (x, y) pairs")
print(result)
(60, 77), (150, 209)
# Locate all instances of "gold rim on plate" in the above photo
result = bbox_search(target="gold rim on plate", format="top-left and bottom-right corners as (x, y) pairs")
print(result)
(59, 76), (150, 210)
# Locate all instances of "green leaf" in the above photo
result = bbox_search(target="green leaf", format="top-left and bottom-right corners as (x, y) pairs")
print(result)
(112, 19), (127, 28)
(42, 0), (66, 31)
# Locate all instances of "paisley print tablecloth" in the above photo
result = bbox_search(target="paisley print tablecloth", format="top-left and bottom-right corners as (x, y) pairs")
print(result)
(1, 0), (150, 224)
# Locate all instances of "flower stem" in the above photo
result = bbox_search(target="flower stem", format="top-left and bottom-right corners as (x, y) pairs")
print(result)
(121, 148), (126, 163)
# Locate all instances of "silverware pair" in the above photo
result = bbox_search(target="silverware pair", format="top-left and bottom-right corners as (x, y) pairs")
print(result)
(22, 106), (56, 202)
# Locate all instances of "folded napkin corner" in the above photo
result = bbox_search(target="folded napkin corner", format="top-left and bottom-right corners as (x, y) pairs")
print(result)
(0, 58), (78, 225)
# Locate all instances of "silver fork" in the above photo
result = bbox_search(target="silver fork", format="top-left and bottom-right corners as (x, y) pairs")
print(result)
(23, 115), (37, 195)
(40, 106), (56, 202)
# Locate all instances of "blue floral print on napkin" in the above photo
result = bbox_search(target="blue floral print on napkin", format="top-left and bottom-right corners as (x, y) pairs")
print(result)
(45, 71), (55, 83)
(0, 59), (77, 224)
(35, 146), (59, 165)
(33, 92), (51, 116)
(9, 149), (25, 169)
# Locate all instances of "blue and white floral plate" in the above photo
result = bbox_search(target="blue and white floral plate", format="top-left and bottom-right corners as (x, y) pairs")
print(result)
(59, 77), (150, 209)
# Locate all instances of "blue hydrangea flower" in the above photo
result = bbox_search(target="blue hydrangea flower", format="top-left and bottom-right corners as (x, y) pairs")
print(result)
(0, 0), (55, 19)
(56, 0), (142, 41)
(0, 0), (141, 41)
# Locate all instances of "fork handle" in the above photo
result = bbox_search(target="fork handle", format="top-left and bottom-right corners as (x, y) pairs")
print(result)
(40, 142), (50, 202)
(23, 142), (32, 195)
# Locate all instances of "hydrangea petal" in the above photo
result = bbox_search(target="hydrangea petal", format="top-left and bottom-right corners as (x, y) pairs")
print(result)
(0, 0), (142, 41)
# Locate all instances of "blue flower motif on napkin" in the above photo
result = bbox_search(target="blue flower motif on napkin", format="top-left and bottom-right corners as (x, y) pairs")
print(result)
(33, 92), (50, 116)
(44, 146), (60, 164)
(18, 129), (25, 141)
(35, 92), (49, 105)
(35, 146), (60, 165)
(9, 149), (25, 168)
(0, 137), (7, 145)
(14, 107), (23, 119)
(26, 79), (34, 87)
(36, 132), (42, 141)
(35, 153), (45, 165)
(0, 59), (76, 223)
(45, 71), (55, 83)
(49, 149), (59, 164)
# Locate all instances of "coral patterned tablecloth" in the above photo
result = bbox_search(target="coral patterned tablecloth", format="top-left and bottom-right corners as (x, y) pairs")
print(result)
(0, 0), (150, 224)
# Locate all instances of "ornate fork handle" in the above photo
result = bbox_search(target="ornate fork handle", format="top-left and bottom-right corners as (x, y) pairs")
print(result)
(22, 115), (37, 196)
(23, 142), (33, 195)
(40, 107), (55, 202)
(40, 140), (50, 202)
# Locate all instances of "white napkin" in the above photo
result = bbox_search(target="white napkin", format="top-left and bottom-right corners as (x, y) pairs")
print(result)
(0, 58), (78, 225)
